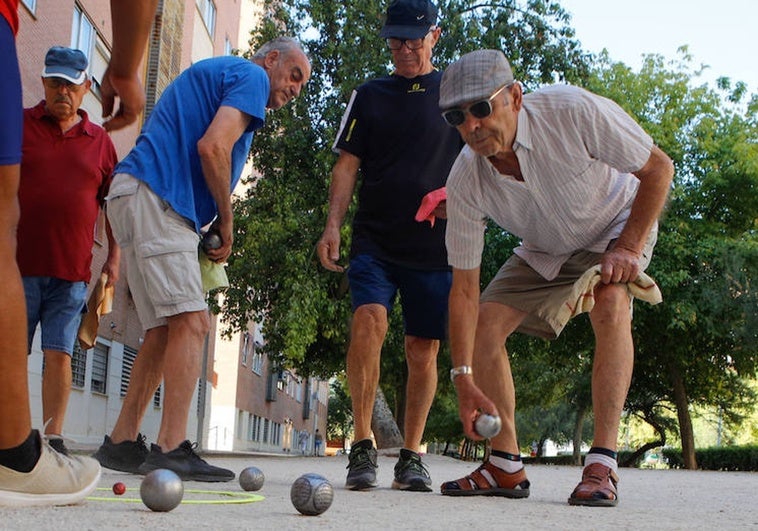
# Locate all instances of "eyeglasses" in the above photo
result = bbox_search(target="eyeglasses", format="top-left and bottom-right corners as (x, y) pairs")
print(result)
(386, 29), (433, 51)
(43, 78), (84, 92)
(441, 84), (509, 127)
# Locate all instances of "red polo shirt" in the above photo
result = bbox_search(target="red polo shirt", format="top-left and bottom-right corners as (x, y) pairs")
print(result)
(0, 0), (18, 34)
(17, 101), (117, 282)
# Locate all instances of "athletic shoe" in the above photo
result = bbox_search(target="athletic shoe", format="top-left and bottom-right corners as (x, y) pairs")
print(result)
(137, 440), (235, 482)
(46, 437), (69, 456)
(0, 432), (101, 507)
(92, 433), (149, 474)
(345, 439), (378, 490)
(392, 448), (432, 492)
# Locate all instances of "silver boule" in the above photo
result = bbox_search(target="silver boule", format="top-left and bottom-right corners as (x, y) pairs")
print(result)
(474, 413), (502, 439)
(201, 230), (222, 253)
(140, 468), (184, 512)
(290, 473), (334, 516)
(239, 466), (265, 491)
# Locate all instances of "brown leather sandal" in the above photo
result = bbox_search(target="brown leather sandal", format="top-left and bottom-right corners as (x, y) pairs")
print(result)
(568, 463), (619, 507)
(440, 461), (530, 498)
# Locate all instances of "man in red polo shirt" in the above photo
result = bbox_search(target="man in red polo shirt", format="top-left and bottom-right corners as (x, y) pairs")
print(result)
(17, 46), (119, 456)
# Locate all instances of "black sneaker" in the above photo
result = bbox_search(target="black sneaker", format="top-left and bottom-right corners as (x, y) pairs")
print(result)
(392, 448), (432, 492)
(47, 437), (69, 456)
(345, 439), (378, 490)
(92, 434), (149, 474)
(137, 441), (235, 482)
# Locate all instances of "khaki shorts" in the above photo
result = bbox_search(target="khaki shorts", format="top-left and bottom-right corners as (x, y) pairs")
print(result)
(481, 229), (657, 339)
(106, 174), (206, 330)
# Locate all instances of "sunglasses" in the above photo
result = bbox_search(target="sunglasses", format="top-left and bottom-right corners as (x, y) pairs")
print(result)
(441, 84), (509, 127)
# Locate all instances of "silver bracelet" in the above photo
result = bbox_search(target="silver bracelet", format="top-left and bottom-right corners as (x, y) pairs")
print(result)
(449, 365), (473, 382)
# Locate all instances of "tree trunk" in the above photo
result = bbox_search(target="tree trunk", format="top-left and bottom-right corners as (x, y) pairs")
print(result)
(619, 410), (667, 467)
(572, 405), (587, 466)
(371, 387), (404, 449)
(668, 363), (698, 469)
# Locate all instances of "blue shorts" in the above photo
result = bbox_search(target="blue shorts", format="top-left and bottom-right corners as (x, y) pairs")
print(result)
(0, 17), (22, 165)
(23, 277), (88, 355)
(348, 254), (451, 340)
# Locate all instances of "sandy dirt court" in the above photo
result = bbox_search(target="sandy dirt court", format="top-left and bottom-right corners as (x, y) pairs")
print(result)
(1, 452), (756, 530)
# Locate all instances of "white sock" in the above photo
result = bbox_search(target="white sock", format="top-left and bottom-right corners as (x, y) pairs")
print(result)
(489, 454), (524, 474)
(584, 452), (618, 474)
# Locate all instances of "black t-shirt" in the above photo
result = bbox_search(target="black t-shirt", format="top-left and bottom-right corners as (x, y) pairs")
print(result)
(334, 70), (463, 270)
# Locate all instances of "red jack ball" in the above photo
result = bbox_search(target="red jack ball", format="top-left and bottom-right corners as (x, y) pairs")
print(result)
(113, 482), (127, 495)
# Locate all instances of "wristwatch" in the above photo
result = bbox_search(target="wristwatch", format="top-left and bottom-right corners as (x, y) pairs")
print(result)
(449, 365), (473, 382)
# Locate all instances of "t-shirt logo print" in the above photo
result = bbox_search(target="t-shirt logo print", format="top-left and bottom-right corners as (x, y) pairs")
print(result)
(408, 82), (426, 94)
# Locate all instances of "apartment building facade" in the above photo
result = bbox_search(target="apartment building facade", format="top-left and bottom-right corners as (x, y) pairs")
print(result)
(15, 0), (327, 454)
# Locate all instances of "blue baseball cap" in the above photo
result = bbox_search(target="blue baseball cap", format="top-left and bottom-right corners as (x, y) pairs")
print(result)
(380, 0), (438, 40)
(42, 46), (88, 84)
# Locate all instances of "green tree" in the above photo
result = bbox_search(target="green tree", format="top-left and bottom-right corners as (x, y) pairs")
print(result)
(220, 0), (592, 443)
(584, 50), (758, 468)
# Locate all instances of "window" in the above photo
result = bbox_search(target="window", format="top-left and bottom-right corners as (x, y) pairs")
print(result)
(153, 384), (161, 408)
(20, 0), (36, 14)
(195, 0), (216, 37)
(120, 346), (137, 397)
(262, 418), (269, 443)
(70, 6), (95, 66)
(272, 422), (281, 446)
(71, 4), (110, 99)
(224, 37), (233, 56)
(71, 344), (87, 389)
(237, 410), (245, 439)
(91, 342), (109, 394)
(241, 332), (251, 366)
(251, 415), (262, 441)
(252, 350), (264, 374)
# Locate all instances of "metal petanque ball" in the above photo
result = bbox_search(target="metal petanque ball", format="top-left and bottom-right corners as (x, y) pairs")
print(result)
(239, 466), (265, 492)
(290, 473), (333, 516)
(201, 230), (222, 253)
(474, 413), (502, 439)
(140, 469), (184, 512)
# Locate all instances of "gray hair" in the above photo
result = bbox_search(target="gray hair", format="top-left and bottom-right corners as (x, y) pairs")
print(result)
(252, 36), (307, 61)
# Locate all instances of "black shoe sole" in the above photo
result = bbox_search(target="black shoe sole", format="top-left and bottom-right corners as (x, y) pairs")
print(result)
(92, 450), (144, 475)
(391, 479), (433, 492)
(138, 463), (235, 482)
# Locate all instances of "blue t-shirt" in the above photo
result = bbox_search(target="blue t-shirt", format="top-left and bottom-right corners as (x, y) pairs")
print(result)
(116, 56), (268, 230)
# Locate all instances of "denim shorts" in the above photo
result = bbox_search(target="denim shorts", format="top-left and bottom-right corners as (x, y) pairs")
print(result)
(23, 277), (87, 355)
(348, 254), (451, 340)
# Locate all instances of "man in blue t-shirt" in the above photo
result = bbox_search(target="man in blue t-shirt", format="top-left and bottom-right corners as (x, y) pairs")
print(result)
(92, 37), (311, 482)
(317, 0), (463, 492)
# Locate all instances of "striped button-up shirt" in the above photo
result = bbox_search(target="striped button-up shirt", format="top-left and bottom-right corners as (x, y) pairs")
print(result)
(446, 84), (653, 280)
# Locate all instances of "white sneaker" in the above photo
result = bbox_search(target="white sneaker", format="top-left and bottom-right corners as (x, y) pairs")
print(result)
(0, 433), (101, 507)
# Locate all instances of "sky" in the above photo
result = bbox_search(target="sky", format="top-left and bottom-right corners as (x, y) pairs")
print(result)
(558, 0), (758, 93)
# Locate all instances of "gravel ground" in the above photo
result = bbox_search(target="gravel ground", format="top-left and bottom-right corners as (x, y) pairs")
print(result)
(1, 452), (756, 530)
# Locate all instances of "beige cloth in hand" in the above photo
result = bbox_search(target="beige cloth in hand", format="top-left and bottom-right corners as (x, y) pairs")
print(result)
(77, 273), (114, 350)
(558, 265), (663, 324)
(199, 250), (229, 293)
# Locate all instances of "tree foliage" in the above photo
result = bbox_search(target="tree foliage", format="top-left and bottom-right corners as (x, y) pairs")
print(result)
(219, 2), (757, 461)
(584, 50), (758, 465)
(221, 0), (590, 392)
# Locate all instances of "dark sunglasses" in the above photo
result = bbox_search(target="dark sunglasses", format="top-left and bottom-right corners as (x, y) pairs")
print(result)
(441, 84), (509, 127)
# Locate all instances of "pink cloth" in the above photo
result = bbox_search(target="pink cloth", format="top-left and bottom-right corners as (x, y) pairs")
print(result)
(415, 187), (447, 227)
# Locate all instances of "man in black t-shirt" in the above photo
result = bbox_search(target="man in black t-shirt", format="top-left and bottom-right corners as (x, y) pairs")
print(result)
(317, 0), (462, 493)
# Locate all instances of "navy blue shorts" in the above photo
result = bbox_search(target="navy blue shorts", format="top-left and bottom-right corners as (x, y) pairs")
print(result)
(0, 17), (22, 165)
(23, 277), (88, 355)
(348, 254), (451, 340)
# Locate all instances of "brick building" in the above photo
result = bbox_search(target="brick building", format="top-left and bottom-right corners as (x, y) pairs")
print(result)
(16, 0), (327, 454)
